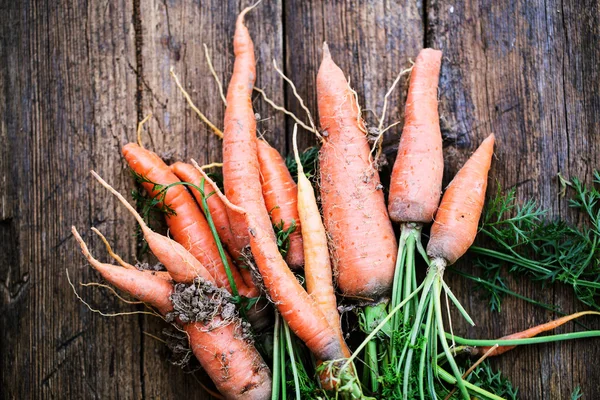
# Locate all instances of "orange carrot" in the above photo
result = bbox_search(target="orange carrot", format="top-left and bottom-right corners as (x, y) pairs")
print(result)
(170, 161), (258, 292)
(388, 49), (444, 223)
(292, 127), (349, 357)
(170, 162), (237, 258)
(316, 43), (397, 298)
(257, 139), (304, 269)
(122, 143), (253, 296)
(72, 226), (272, 400)
(222, 7), (276, 259)
(194, 164), (345, 362)
(472, 311), (600, 357)
(427, 134), (496, 266)
(91, 170), (216, 285)
(72, 226), (174, 316)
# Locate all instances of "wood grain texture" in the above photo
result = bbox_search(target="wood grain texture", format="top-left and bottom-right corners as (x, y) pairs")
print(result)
(0, 0), (598, 398)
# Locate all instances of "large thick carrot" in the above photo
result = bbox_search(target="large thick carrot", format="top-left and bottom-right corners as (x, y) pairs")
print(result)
(257, 139), (304, 269)
(122, 143), (252, 295)
(317, 43), (397, 298)
(471, 311), (600, 357)
(388, 49), (444, 223)
(222, 7), (275, 258)
(427, 134), (496, 266)
(72, 226), (174, 316)
(72, 226), (272, 400)
(292, 127), (349, 357)
(194, 164), (345, 362)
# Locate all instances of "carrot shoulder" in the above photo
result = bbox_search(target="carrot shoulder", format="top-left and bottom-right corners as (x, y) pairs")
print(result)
(427, 134), (496, 265)
(388, 49), (444, 223)
(257, 139), (304, 269)
(122, 143), (251, 295)
(317, 43), (397, 298)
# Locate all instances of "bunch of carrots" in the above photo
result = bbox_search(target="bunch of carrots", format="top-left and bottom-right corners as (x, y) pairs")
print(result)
(71, 4), (600, 400)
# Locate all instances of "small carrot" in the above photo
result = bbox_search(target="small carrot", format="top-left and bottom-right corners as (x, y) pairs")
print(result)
(72, 226), (175, 316)
(257, 139), (304, 269)
(317, 43), (397, 298)
(122, 143), (252, 296)
(388, 48), (444, 224)
(292, 126), (349, 357)
(194, 163), (345, 362)
(222, 6), (276, 259)
(472, 311), (600, 357)
(91, 170), (216, 285)
(427, 134), (496, 266)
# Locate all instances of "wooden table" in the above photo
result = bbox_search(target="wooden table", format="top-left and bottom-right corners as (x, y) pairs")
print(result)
(1, 1), (598, 398)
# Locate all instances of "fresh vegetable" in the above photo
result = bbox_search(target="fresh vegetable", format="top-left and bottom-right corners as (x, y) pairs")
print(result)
(72, 226), (272, 400)
(222, 7), (276, 259)
(257, 139), (304, 269)
(72, 226), (174, 316)
(91, 170), (216, 284)
(316, 43), (397, 298)
(123, 143), (252, 295)
(469, 170), (600, 311)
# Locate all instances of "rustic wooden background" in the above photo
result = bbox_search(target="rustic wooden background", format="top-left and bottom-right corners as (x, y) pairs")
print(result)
(1, 0), (599, 398)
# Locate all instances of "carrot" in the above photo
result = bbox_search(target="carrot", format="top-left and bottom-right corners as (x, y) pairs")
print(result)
(73, 226), (272, 400)
(72, 226), (175, 316)
(91, 170), (216, 285)
(170, 161), (237, 258)
(472, 311), (600, 357)
(257, 139), (304, 269)
(292, 126), (349, 357)
(427, 134), (496, 266)
(122, 143), (252, 296)
(316, 43), (397, 298)
(388, 49), (444, 223)
(194, 163), (345, 362)
(222, 7), (276, 259)
(170, 161), (258, 292)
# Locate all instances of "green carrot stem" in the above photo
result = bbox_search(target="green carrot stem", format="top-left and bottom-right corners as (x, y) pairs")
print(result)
(271, 313), (281, 400)
(447, 330), (600, 347)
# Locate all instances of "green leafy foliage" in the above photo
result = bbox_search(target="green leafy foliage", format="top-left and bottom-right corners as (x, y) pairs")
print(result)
(464, 360), (519, 400)
(471, 172), (600, 310)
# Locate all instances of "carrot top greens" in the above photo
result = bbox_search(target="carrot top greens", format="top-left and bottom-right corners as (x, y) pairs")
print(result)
(469, 170), (600, 311)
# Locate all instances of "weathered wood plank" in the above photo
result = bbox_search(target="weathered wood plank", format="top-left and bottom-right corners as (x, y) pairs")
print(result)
(0, 0), (143, 398)
(428, 0), (600, 398)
